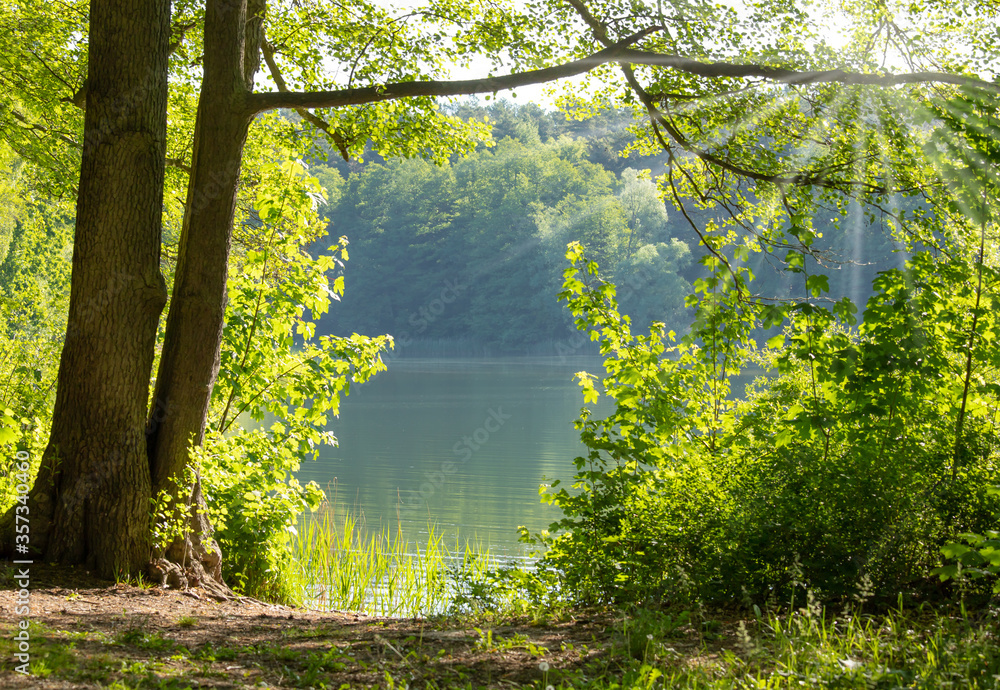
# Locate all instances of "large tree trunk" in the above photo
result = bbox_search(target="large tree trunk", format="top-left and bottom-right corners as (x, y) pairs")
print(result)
(0, 0), (170, 578)
(146, 0), (262, 584)
(148, 0), (260, 493)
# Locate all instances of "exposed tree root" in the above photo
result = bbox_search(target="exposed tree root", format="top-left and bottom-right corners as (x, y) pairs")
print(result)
(148, 475), (232, 601)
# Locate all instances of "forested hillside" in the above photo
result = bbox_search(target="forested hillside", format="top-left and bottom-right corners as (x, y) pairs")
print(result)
(312, 101), (900, 352)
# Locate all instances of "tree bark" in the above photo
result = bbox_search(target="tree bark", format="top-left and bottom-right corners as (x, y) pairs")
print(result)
(0, 0), (170, 578)
(145, 0), (262, 586)
(148, 0), (262, 493)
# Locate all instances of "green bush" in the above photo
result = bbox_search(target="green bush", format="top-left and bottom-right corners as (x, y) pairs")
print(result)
(167, 158), (391, 603)
(527, 241), (1000, 607)
(193, 429), (325, 603)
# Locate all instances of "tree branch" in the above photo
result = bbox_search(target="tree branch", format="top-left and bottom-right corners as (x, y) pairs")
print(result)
(27, 48), (77, 96)
(614, 50), (998, 93)
(561, 0), (901, 191)
(166, 157), (192, 173)
(247, 32), (997, 119)
(11, 110), (80, 149)
(561, 0), (610, 44)
(560, 0), (993, 92)
(168, 21), (199, 57)
(260, 39), (351, 160)
(245, 27), (663, 114)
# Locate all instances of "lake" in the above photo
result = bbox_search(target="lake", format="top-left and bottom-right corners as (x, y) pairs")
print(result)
(295, 357), (610, 559)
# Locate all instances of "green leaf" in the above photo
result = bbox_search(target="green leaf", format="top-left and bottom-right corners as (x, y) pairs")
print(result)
(0, 425), (18, 446)
(806, 274), (829, 297)
(785, 251), (805, 273)
(931, 564), (960, 581)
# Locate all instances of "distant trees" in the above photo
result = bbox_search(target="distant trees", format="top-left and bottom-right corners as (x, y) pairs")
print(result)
(316, 102), (900, 349)
(320, 118), (693, 349)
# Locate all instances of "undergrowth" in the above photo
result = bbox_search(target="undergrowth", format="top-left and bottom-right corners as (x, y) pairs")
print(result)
(512, 602), (1000, 690)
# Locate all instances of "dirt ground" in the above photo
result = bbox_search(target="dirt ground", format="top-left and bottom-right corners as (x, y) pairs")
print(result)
(0, 563), (670, 689)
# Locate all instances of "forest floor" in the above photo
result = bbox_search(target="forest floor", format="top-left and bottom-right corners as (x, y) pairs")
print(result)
(4, 563), (1000, 689)
(0, 563), (725, 689)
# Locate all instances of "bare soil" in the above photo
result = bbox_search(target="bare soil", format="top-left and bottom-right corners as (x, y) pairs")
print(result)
(0, 563), (693, 689)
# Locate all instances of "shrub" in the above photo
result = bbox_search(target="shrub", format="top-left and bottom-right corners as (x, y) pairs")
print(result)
(526, 242), (1000, 607)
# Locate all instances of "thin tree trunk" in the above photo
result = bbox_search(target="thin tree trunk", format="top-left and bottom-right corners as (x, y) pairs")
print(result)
(0, 0), (170, 578)
(145, 0), (262, 585)
(952, 209), (987, 482)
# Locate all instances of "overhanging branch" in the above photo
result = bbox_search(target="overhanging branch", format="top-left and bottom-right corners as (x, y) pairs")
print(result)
(245, 27), (662, 114)
(247, 21), (997, 117)
(11, 110), (80, 149)
(615, 50), (998, 93)
(561, 0), (934, 192)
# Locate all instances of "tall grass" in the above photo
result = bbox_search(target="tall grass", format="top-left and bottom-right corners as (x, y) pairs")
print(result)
(550, 601), (1000, 690)
(289, 501), (496, 617)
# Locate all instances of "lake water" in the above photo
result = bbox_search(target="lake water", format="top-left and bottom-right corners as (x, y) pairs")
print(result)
(295, 357), (610, 559)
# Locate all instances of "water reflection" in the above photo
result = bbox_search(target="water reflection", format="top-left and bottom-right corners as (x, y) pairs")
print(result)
(296, 357), (609, 557)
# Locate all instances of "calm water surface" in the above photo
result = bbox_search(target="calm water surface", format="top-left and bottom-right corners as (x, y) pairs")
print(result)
(295, 357), (610, 558)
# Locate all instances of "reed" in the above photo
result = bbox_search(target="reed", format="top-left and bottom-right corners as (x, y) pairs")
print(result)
(289, 500), (498, 617)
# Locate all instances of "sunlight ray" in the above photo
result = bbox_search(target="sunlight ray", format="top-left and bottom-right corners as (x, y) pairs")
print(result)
(841, 91), (879, 310)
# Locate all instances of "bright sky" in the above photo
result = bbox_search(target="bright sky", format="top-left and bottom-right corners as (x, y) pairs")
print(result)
(374, 0), (588, 110)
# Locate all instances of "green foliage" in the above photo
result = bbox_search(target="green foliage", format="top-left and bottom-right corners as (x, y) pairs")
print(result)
(0, 146), (72, 510)
(933, 521), (1000, 590)
(190, 156), (391, 602)
(524, 241), (724, 604)
(323, 111), (694, 349)
(448, 562), (569, 622)
(923, 87), (1000, 593)
(530, 238), (1000, 606)
(2, 0), (997, 611)
(194, 430), (325, 602)
(0, 0), (87, 196)
(560, 605), (1000, 690)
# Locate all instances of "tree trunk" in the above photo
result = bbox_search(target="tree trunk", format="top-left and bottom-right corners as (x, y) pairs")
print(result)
(145, 0), (262, 583)
(0, 0), (170, 578)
